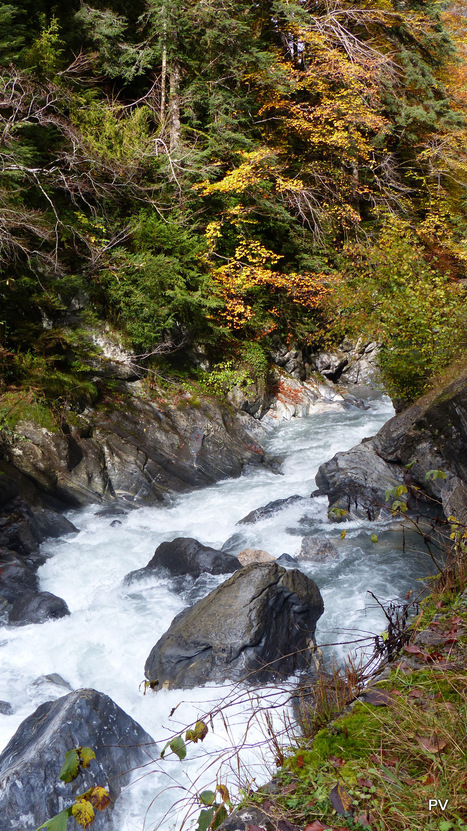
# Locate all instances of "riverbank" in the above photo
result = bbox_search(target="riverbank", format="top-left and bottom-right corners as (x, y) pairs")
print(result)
(224, 534), (467, 831)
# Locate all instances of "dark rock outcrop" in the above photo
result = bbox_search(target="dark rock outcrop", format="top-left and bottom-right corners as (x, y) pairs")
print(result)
(237, 495), (304, 525)
(0, 473), (74, 625)
(124, 536), (241, 583)
(144, 562), (324, 689)
(314, 438), (405, 521)
(1, 393), (268, 507)
(0, 552), (69, 624)
(315, 363), (467, 522)
(0, 688), (157, 831)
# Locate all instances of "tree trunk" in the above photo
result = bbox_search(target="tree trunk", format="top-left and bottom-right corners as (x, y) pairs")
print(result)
(160, 12), (167, 126)
(169, 60), (181, 152)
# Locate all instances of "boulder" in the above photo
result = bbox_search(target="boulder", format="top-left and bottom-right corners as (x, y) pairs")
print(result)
(237, 548), (274, 566)
(237, 495), (304, 525)
(0, 549), (70, 626)
(124, 537), (241, 583)
(314, 362), (467, 523)
(144, 562), (324, 689)
(373, 367), (467, 522)
(314, 438), (405, 521)
(0, 688), (157, 831)
(297, 537), (338, 561)
(1, 393), (269, 507)
(0, 476), (75, 626)
(310, 340), (380, 386)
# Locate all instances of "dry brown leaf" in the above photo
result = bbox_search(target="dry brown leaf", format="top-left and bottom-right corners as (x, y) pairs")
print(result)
(416, 735), (448, 753)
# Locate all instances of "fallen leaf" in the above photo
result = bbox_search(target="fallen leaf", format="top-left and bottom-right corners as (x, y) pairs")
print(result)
(355, 811), (375, 828)
(416, 735), (448, 753)
(282, 784), (297, 795)
(403, 643), (427, 656)
(329, 783), (353, 816)
(359, 689), (393, 706)
(303, 823), (326, 831)
(408, 688), (424, 699)
(329, 756), (346, 767)
(423, 773), (437, 785)
(296, 755), (305, 768)
(357, 778), (373, 789)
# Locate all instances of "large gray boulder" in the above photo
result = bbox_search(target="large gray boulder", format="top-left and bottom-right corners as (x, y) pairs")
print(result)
(144, 563), (324, 689)
(1, 393), (268, 507)
(314, 363), (467, 523)
(124, 537), (241, 583)
(0, 689), (157, 831)
(314, 438), (404, 521)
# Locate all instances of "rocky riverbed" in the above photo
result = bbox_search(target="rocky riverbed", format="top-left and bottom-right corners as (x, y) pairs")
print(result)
(1, 351), (466, 831)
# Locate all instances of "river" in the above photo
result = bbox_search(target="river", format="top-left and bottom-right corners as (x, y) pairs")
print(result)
(0, 395), (433, 830)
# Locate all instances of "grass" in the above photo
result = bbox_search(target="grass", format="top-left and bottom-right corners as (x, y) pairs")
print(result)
(0, 390), (57, 432)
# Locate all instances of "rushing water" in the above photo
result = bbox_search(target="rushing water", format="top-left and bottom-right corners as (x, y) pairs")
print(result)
(0, 396), (433, 830)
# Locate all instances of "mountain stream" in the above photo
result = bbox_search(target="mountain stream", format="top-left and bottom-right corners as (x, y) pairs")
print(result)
(0, 396), (433, 830)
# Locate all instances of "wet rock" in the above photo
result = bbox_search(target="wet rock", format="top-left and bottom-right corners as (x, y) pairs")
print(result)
(32, 674), (74, 692)
(260, 374), (348, 426)
(314, 361), (467, 523)
(0, 701), (13, 715)
(0, 474), (19, 506)
(373, 367), (467, 522)
(0, 549), (70, 626)
(220, 532), (246, 554)
(297, 537), (338, 561)
(237, 548), (274, 566)
(314, 438), (405, 521)
(32, 509), (78, 539)
(144, 562), (324, 689)
(0, 475), (74, 626)
(237, 495), (304, 525)
(124, 537), (241, 583)
(275, 553), (298, 567)
(2, 394), (269, 507)
(0, 688), (157, 831)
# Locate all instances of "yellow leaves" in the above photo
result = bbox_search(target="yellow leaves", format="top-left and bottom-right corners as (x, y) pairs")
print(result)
(71, 800), (95, 829)
(87, 787), (111, 812)
(235, 239), (282, 267)
(196, 149), (271, 196)
(206, 225), (332, 332)
(71, 786), (111, 828)
(275, 175), (305, 194)
(205, 220), (222, 252)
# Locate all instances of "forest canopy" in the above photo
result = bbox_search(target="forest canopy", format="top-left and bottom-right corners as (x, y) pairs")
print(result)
(0, 0), (466, 406)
